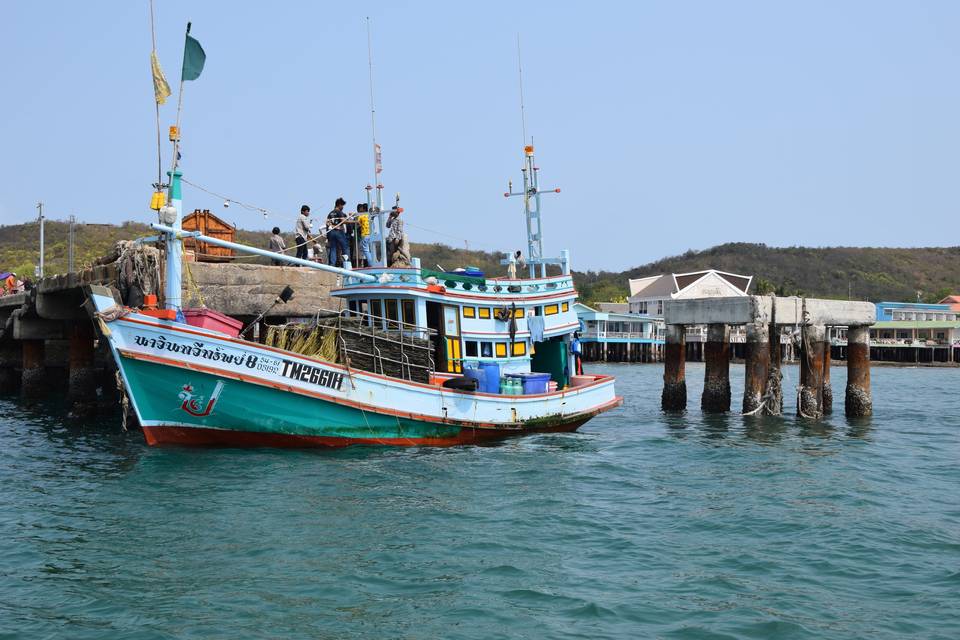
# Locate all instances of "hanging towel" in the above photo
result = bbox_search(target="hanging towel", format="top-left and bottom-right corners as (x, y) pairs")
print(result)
(528, 315), (545, 343)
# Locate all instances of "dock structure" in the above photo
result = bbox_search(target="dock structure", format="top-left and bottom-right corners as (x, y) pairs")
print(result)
(0, 262), (338, 406)
(661, 296), (875, 418)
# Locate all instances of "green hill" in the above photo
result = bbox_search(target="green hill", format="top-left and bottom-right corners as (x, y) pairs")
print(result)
(575, 242), (960, 304)
(2, 222), (957, 304)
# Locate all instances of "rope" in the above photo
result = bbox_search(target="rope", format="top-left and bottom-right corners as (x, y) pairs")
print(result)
(182, 256), (205, 307)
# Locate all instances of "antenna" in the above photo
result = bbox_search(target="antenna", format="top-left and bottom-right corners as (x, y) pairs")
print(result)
(517, 34), (527, 146)
(366, 17), (387, 266)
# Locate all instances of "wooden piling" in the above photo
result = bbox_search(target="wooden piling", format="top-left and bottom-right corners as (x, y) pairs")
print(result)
(765, 300), (783, 416)
(661, 324), (687, 411)
(845, 325), (872, 417)
(743, 321), (769, 414)
(821, 338), (833, 414)
(798, 323), (826, 418)
(21, 339), (45, 397)
(701, 323), (730, 413)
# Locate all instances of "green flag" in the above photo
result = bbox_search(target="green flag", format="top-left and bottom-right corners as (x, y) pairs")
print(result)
(181, 24), (205, 81)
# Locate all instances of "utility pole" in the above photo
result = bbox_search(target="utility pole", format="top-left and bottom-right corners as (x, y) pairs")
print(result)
(68, 214), (76, 272)
(36, 202), (45, 278)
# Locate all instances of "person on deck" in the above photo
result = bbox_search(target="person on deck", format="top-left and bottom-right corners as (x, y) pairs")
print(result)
(356, 203), (376, 267)
(269, 227), (286, 266)
(386, 206), (410, 267)
(295, 205), (311, 260)
(326, 198), (350, 267)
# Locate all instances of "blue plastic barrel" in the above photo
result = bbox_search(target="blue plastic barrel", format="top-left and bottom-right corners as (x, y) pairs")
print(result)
(463, 362), (483, 390)
(478, 362), (501, 393)
(513, 372), (551, 395)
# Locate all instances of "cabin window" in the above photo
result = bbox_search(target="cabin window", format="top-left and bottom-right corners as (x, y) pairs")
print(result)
(544, 304), (559, 316)
(495, 343), (507, 357)
(370, 299), (383, 327)
(481, 342), (493, 357)
(513, 307), (524, 319)
(478, 307), (491, 319)
(512, 341), (527, 356)
(465, 341), (478, 357)
(348, 300), (358, 314)
(402, 299), (415, 327)
(561, 302), (569, 312)
(463, 306), (476, 318)
(385, 299), (400, 330)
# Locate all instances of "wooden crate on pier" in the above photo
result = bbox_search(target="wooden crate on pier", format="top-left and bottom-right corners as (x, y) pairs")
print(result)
(182, 209), (235, 262)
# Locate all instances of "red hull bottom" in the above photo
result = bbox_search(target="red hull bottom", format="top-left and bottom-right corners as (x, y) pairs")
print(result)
(141, 419), (591, 448)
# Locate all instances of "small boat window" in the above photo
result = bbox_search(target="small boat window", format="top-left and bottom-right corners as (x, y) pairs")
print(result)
(402, 299), (415, 326)
(513, 307), (524, 319)
(481, 342), (493, 357)
(478, 307), (491, 319)
(534, 306), (543, 316)
(370, 299), (383, 328)
(512, 341), (527, 356)
(463, 306), (476, 318)
(386, 299), (400, 330)
(465, 341), (478, 357)
(495, 343), (507, 357)
(544, 304), (559, 316)
(561, 302), (569, 312)
(348, 300), (358, 314)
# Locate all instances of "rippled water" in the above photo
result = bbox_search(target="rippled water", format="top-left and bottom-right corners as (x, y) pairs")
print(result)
(2, 363), (959, 639)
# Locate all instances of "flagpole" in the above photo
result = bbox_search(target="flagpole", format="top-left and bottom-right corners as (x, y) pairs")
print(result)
(149, 0), (163, 188)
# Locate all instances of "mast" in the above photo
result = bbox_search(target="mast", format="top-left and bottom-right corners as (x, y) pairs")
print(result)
(504, 145), (562, 278)
(366, 17), (386, 267)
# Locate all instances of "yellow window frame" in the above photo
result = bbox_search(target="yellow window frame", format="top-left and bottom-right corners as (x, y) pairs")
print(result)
(512, 341), (527, 356)
(495, 343), (507, 357)
(545, 304), (559, 315)
(462, 306), (476, 318)
(561, 302), (569, 312)
(478, 307), (491, 319)
(513, 307), (524, 319)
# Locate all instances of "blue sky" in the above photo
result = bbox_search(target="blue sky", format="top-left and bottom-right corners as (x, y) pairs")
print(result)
(3, 1), (960, 271)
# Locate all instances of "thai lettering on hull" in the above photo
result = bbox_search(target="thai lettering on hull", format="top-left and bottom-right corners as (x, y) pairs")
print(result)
(280, 359), (345, 392)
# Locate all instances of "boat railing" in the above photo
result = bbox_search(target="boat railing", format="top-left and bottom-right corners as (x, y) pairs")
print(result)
(318, 307), (436, 381)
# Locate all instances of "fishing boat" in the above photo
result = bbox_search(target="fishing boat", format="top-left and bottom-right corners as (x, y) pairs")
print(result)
(87, 142), (621, 447)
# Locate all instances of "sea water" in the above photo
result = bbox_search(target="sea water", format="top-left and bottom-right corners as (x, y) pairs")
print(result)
(1, 363), (958, 639)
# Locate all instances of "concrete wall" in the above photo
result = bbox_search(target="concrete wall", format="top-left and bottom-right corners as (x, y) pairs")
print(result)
(183, 263), (340, 318)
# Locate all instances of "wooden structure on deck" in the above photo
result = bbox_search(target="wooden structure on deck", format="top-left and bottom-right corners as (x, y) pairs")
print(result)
(182, 209), (235, 262)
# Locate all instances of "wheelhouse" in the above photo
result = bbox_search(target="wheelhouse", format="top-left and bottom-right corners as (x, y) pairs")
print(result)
(332, 262), (580, 385)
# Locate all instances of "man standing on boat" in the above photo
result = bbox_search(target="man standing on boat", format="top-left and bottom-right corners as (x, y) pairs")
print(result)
(269, 227), (286, 266)
(386, 205), (409, 267)
(295, 205), (311, 260)
(326, 198), (351, 267)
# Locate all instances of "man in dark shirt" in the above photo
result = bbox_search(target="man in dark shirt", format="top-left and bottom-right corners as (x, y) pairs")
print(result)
(326, 197), (350, 267)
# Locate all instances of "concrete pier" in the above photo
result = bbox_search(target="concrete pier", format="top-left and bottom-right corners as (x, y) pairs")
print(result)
(662, 324), (687, 411)
(743, 321), (769, 414)
(663, 296), (875, 419)
(0, 341), (20, 392)
(798, 324), (826, 419)
(845, 325), (873, 417)
(68, 322), (97, 406)
(702, 323), (731, 413)
(21, 339), (45, 397)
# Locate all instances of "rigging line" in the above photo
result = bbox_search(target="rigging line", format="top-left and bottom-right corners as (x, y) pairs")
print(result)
(180, 177), (276, 216)
(148, 0), (162, 188)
